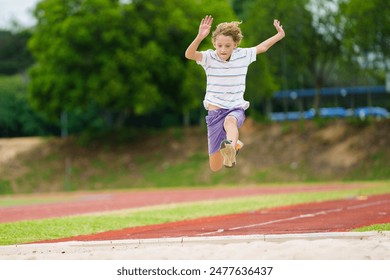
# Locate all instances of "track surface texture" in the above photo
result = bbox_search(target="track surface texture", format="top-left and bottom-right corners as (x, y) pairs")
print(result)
(37, 193), (390, 243)
(2, 184), (388, 243)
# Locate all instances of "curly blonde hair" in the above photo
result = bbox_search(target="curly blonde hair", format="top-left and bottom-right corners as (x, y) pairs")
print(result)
(212, 21), (243, 45)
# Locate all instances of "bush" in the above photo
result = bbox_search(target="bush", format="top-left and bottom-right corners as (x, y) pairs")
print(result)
(0, 180), (13, 195)
(0, 75), (56, 137)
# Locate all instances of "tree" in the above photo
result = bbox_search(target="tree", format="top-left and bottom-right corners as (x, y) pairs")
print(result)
(28, 0), (237, 130)
(29, 0), (161, 127)
(0, 75), (52, 137)
(307, 0), (344, 111)
(241, 0), (353, 115)
(0, 29), (34, 75)
(340, 0), (390, 71)
(129, 0), (236, 126)
(230, 0), (256, 19)
(240, 0), (316, 115)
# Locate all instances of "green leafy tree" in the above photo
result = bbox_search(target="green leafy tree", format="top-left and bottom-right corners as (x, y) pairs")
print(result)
(28, 0), (237, 130)
(340, 0), (390, 71)
(241, 0), (351, 114)
(240, 0), (316, 114)
(28, 0), (161, 127)
(0, 75), (52, 137)
(306, 0), (345, 111)
(0, 30), (34, 75)
(230, 0), (256, 19)
(114, 0), (237, 126)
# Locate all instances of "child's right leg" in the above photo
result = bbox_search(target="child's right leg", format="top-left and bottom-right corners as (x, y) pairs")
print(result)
(219, 115), (239, 168)
(206, 108), (245, 171)
(223, 115), (239, 149)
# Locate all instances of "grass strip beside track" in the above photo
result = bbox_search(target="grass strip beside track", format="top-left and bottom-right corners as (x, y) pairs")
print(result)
(0, 183), (389, 245)
(354, 224), (390, 232)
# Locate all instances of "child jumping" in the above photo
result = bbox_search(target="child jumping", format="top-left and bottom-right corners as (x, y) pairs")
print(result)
(185, 15), (285, 172)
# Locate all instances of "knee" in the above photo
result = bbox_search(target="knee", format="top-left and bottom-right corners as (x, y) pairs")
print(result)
(224, 116), (237, 128)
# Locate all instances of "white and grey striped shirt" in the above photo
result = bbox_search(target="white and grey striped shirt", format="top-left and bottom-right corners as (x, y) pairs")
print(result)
(197, 47), (257, 110)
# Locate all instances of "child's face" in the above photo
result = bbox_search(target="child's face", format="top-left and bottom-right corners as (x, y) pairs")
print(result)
(213, 35), (237, 61)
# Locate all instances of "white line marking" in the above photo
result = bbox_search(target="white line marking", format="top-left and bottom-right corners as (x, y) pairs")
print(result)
(228, 208), (343, 231)
(346, 200), (390, 210)
(198, 229), (224, 236)
(196, 199), (390, 236)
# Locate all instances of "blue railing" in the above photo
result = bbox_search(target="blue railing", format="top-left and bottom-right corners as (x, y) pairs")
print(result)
(269, 107), (390, 121)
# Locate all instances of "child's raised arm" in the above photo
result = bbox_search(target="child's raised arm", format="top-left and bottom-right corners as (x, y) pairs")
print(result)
(185, 15), (214, 61)
(255, 19), (285, 54)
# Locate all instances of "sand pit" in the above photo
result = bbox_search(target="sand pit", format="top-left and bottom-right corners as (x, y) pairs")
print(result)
(1, 232), (389, 260)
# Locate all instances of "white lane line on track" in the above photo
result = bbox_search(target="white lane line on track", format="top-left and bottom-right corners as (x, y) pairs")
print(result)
(346, 199), (390, 210)
(196, 199), (390, 236)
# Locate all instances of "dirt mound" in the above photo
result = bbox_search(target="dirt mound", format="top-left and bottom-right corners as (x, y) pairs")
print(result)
(1, 119), (390, 193)
(0, 137), (44, 166)
(239, 119), (390, 180)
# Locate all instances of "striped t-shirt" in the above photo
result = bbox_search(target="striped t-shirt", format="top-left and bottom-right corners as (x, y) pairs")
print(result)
(197, 47), (257, 110)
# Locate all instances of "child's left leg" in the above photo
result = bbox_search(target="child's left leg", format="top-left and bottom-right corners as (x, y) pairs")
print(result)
(209, 151), (224, 172)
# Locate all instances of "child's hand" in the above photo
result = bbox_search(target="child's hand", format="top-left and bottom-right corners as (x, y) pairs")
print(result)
(273, 19), (285, 38)
(198, 15), (213, 39)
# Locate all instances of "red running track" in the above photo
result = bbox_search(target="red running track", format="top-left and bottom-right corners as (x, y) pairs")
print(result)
(32, 193), (390, 244)
(0, 184), (368, 223)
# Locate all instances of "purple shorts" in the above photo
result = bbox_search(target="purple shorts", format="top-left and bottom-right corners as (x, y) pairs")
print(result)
(205, 107), (246, 155)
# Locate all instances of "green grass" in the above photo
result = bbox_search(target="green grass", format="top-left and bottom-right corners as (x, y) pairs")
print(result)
(0, 182), (389, 245)
(141, 153), (209, 187)
(354, 224), (390, 232)
(346, 150), (390, 180)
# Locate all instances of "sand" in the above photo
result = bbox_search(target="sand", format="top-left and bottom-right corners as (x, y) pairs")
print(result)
(1, 232), (389, 260)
